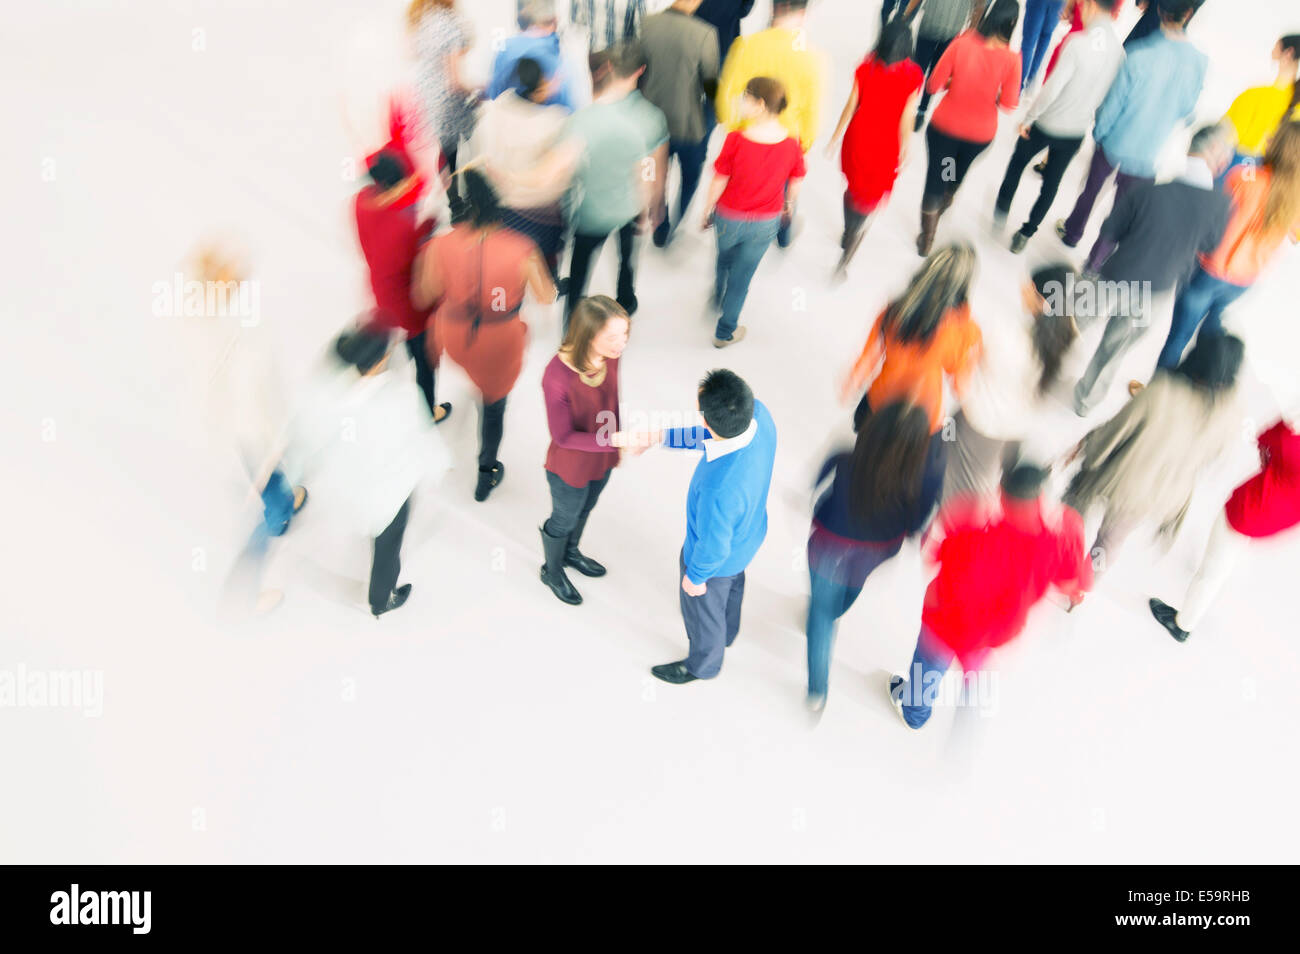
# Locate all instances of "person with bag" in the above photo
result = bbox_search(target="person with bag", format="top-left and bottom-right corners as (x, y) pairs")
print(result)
(412, 169), (557, 502)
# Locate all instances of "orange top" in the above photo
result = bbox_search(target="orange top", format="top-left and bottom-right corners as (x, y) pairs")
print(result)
(1200, 166), (1300, 286)
(847, 303), (983, 433)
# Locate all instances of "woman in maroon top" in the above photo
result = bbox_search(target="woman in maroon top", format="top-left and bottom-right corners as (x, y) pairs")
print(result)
(539, 296), (636, 606)
(918, 2), (1021, 255)
(698, 77), (806, 348)
(354, 147), (450, 422)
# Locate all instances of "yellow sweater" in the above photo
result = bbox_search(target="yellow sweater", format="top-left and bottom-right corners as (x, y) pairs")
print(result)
(1224, 83), (1300, 157)
(715, 27), (827, 153)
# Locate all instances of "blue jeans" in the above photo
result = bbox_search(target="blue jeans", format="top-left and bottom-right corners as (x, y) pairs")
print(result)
(1020, 0), (1065, 89)
(893, 627), (955, 729)
(713, 212), (779, 340)
(805, 572), (863, 698)
(262, 470), (295, 536)
(655, 137), (710, 243)
(1157, 265), (1249, 370)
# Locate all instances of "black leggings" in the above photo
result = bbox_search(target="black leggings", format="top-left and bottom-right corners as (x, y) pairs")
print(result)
(543, 470), (610, 541)
(479, 396), (507, 470)
(995, 124), (1084, 237)
(369, 496), (411, 613)
(565, 220), (638, 328)
(405, 333), (437, 417)
(923, 125), (991, 202)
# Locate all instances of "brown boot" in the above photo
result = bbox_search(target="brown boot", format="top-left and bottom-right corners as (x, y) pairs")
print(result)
(917, 199), (942, 257)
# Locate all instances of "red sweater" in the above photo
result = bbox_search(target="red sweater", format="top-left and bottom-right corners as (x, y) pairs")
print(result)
(928, 31), (1021, 144)
(1224, 421), (1300, 538)
(921, 495), (1092, 670)
(354, 185), (432, 337)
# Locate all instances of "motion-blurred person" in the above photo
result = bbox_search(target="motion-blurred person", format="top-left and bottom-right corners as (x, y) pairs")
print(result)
(715, 0), (827, 247)
(945, 263), (1080, 501)
(695, 0), (755, 65)
(1071, 126), (1232, 416)
(916, 1), (1021, 256)
(1218, 35), (1300, 179)
(562, 42), (668, 323)
(640, 0), (720, 248)
(1157, 122), (1300, 371)
(413, 169), (557, 502)
(474, 57), (573, 282)
(647, 370), (777, 685)
(698, 77), (807, 348)
(805, 402), (943, 713)
(1064, 334), (1245, 587)
(539, 297), (634, 605)
(354, 147), (450, 424)
(284, 323), (451, 618)
(824, 19), (923, 278)
(1124, 0), (1200, 49)
(571, 0), (646, 52)
(1038, 0), (1123, 78)
(1150, 415), (1300, 641)
(841, 243), (982, 444)
(889, 464), (1093, 729)
(995, 0), (1123, 254)
(409, 0), (480, 212)
(902, 0), (983, 132)
(1057, 0), (1205, 249)
(1018, 0), (1065, 92)
(488, 2), (579, 111)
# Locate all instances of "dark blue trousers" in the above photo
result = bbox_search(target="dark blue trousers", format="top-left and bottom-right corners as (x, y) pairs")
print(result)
(679, 549), (745, 678)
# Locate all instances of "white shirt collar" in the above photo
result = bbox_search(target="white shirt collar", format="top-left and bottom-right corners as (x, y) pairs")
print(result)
(1178, 157), (1215, 190)
(703, 418), (757, 462)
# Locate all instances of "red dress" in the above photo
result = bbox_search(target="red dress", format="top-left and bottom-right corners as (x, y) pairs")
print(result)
(840, 55), (924, 214)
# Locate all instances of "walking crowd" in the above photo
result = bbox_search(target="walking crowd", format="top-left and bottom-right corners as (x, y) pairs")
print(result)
(202, 0), (1300, 730)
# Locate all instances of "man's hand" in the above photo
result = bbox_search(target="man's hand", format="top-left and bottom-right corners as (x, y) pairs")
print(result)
(1018, 124), (1032, 140)
(682, 574), (707, 597)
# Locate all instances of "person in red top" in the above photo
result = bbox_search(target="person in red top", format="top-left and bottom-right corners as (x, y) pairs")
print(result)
(698, 76), (806, 347)
(889, 464), (1093, 729)
(824, 20), (924, 278)
(354, 146), (449, 423)
(918, 3), (1022, 255)
(1150, 417), (1300, 641)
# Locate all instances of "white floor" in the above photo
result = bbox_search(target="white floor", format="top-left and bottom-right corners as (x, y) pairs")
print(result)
(3, 0), (1299, 863)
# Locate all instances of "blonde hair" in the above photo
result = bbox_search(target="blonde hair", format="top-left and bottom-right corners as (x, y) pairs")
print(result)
(407, 0), (453, 29)
(881, 242), (977, 345)
(1263, 121), (1300, 233)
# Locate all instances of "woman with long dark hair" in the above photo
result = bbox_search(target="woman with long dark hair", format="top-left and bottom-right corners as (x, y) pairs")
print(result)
(824, 19), (924, 277)
(805, 401), (943, 713)
(412, 167), (556, 502)
(917, 1), (1021, 255)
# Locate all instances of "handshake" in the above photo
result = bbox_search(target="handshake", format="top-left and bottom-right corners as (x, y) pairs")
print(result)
(610, 429), (664, 458)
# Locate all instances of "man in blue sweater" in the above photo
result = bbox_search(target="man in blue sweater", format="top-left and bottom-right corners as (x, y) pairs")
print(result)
(490, 1), (579, 111)
(649, 370), (777, 684)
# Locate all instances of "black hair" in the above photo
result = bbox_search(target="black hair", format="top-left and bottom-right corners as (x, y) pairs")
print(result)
(1029, 263), (1079, 395)
(848, 402), (931, 522)
(698, 369), (754, 439)
(335, 322), (391, 375)
(1175, 334), (1244, 392)
(1001, 464), (1049, 501)
(874, 18), (914, 66)
(514, 56), (546, 99)
(461, 167), (504, 229)
(1092, 0), (1118, 11)
(978, 0), (1020, 43)
(1157, 0), (1197, 26)
(773, 0), (810, 13)
(367, 149), (411, 191)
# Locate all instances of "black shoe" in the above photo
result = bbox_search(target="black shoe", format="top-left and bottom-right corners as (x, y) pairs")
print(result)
(652, 217), (670, 248)
(1055, 219), (1077, 248)
(433, 401), (453, 424)
(617, 294), (639, 317)
(372, 583), (412, 618)
(1033, 159), (1047, 176)
(474, 462), (504, 502)
(555, 277), (570, 297)
(1149, 598), (1189, 642)
(564, 548), (606, 578)
(1010, 231), (1029, 254)
(539, 526), (582, 605)
(651, 660), (698, 685)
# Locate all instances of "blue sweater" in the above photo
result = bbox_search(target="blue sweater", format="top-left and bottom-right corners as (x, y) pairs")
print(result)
(487, 33), (577, 111)
(1093, 30), (1206, 178)
(665, 401), (777, 584)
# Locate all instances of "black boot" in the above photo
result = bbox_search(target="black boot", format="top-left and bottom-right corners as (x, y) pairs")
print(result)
(372, 583), (412, 618)
(1149, 598), (1190, 642)
(564, 513), (606, 577)
(475, 461), (505, 502)
(540, 526), (582, 605)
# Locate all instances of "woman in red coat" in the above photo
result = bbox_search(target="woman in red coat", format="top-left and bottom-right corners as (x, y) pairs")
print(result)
(1150, 418), (1300, 641)
(825, 19), (924, 278)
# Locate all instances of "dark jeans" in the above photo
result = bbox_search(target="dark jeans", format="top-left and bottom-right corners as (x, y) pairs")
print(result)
(924, 125), (990, 202)
(543, 470), (610, 541)
(655, 137), (710, 242)
(261, 470), (295, 536)
(405, 332), (437, 417)
(805, 571), (863, 698)
(893, 625), (955, 729)
(565, 220), (638, 327)
(713, 212), (780, 340)
(1157, 265), (1249, 370)
(369, 496), (411, 613)
(880, 0), (907, 25)
(996, 124), (1084, 237)
(1020, 0), (1065, 89)
(914, 35), (954, 125)
(479, 396), (506, 470)
(1061, 145), (1153, 247)
(679, 548), (745, 679)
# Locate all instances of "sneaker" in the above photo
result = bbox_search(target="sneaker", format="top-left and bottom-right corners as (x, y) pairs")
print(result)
(712, 326), (747, 349)
(1010, 231), (1029, 254)
(1149, 598), (1190, 642)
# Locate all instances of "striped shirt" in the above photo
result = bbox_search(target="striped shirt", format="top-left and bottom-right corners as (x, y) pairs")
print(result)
(917, 0), (972, 41)
(570, 0), (646, 51)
